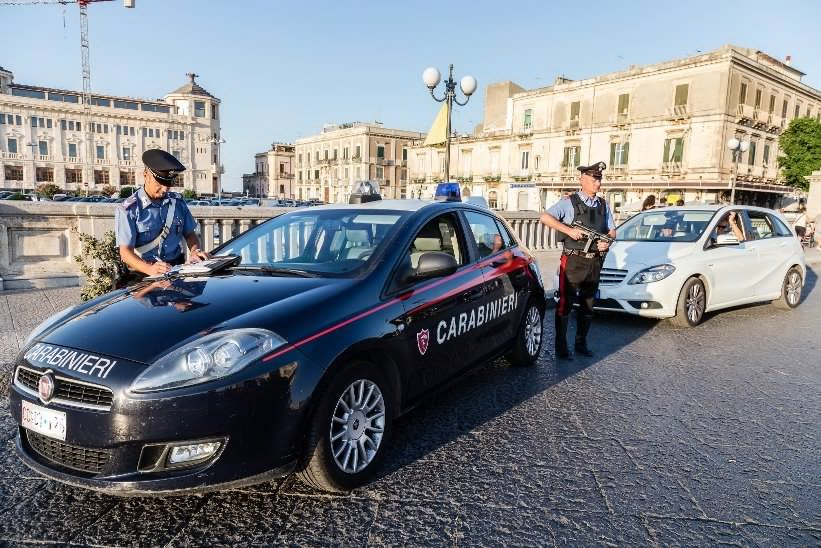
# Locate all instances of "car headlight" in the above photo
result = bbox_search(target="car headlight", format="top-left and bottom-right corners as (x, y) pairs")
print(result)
(628, 264), (676, 284)
(130, 329), (286, 393)
(24, 306), (77, 347)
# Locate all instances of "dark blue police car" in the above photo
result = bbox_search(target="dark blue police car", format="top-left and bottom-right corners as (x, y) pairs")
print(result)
(9, 185), (546, 494)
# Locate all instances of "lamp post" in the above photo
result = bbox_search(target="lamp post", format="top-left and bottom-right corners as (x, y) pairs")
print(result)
(26, 141), (39, 194)
(211, 136), (226, 201)
(726, 138), (750, 204)
(422, 64), (477, 184)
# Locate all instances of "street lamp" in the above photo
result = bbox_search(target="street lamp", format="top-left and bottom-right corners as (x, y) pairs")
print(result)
(211, 136), (226, 201)
(726, 138), (750, 204)
(422, 64), (477, 184)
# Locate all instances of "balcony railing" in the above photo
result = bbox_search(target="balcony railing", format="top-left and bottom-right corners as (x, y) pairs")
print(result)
(38, 155), (53, 162)
(736, 104), (754, 120)
(667, 105), (689, 119)
(119, 159), (135, 166)
(2, 152), (22, 160)
(563, 119), (580, 131)
(66, 157), (82, 164)
(662, 161), (682, 175)
(94, 158), (107, 165)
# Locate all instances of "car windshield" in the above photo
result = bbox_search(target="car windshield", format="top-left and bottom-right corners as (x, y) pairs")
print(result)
(617, 210), (718, 242)
(217, 209), (410, 277)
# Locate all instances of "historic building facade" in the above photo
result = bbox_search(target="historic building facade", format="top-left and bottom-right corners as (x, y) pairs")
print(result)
(242, 143), (295, 199)
(408, 45), (821, 212)
(0, 68), (222, 196)
(295, 122), (423, 203)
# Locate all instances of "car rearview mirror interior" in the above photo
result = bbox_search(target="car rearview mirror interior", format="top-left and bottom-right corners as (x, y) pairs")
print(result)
(414, 252), (459, 281)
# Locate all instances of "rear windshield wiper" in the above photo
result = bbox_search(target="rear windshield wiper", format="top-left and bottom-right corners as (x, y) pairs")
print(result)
(230, 265), (319, 278)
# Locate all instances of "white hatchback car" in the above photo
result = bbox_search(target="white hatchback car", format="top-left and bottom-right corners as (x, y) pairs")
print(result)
(593, 205), (806, 326)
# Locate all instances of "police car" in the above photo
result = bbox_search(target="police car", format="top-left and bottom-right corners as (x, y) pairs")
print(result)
(9, 183), (546, 494)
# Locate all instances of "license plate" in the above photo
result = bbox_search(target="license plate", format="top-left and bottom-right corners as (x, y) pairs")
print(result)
(21, 400), (66, 441)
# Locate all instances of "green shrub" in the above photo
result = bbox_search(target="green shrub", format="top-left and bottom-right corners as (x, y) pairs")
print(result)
(72, 229), (128, 301)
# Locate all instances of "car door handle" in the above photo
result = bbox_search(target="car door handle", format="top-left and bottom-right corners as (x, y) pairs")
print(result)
(464, 287), (485, 301)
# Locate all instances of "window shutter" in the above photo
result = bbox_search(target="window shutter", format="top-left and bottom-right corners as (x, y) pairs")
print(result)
(623, 142), (629, 164)
(570, 101), (580, 120)
(618, 94), (629, 114)
(663, 139), (670, 162)
(562, 147), (569, 167)
(673, 138), (683, 162)
(674, 84), (688, 106)
(610, 143), (616, 166)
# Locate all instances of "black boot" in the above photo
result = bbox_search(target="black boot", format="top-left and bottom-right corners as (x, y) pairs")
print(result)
(555, 314), (572, 359)
(574, 313), (594, 357)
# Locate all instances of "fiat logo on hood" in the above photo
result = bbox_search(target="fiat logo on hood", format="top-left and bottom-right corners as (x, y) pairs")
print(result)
(38, 372), (55, 404)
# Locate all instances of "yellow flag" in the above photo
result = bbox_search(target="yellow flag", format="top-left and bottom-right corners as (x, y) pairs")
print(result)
(423, 103), (449, 147)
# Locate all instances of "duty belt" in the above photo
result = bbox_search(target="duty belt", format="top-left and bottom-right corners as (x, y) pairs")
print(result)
(562, 249), (607, 259)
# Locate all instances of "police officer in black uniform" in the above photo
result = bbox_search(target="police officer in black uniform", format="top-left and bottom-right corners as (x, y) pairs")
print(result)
(540, 161), (616, 358)
(115, 149), (209, 279)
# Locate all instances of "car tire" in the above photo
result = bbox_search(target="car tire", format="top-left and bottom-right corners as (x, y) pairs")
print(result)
(507, 300), (544, 366)
(773, 267), (803, 310)
(670, 277), (706, 328)
(298, 360), (393, 493)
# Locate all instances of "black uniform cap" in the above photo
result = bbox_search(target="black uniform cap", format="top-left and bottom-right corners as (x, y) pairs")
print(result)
(577, 161), (606, 177)
(143, 149), (186, 185)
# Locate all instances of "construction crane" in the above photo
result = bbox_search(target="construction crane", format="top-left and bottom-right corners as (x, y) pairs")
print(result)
(1, 0), (134, 193)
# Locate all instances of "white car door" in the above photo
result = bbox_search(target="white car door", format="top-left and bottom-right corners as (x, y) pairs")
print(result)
(702, 210), (759, 308)
(746, 210), (794, 298)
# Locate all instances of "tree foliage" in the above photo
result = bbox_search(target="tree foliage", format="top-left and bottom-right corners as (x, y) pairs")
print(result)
(72, 229), (128, 301)
(36, 183), (61, 199)
(119, 186), (137, 198)
(101, 185), (118, 197)
(779, 117), (821, 190)
(182, 188), (197, 199)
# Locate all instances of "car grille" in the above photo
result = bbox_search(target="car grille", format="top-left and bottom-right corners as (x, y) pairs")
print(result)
(15, 366), (113, 411)
(600, 268), (628, 286)
(26, 430), (110, 474)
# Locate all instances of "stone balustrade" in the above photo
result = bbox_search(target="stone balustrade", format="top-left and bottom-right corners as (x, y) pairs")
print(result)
(0, 202), (558, 290)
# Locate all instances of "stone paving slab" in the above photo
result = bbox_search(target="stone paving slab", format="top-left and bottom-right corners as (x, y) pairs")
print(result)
(0, 267), (819, 545)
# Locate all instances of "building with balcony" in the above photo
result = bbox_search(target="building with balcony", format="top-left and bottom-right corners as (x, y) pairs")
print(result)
(242, 143), (295, 199)
(408, 45), (821, 212)
(295, 122), (423, 203)
(0, 67), (222, 196)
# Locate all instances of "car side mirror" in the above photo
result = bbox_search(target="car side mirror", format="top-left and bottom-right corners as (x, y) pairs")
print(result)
(714, 233), (740, 246)
(413, 252), (459, 281)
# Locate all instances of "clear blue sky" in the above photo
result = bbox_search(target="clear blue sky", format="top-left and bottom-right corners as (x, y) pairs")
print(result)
(3, 0), (821, 191)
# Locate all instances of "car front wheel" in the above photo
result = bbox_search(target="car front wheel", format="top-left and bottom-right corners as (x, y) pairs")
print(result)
(298, 361), (393, 492)
(507, 300), (544, 366)
(670, 277), (706, 327)
(774, 267), (803, 309)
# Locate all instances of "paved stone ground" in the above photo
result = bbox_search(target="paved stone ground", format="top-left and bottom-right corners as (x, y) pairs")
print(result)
(0, 260), (819, 546)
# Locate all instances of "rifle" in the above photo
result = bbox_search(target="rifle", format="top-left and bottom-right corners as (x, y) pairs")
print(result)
(570, 221), (615, 253)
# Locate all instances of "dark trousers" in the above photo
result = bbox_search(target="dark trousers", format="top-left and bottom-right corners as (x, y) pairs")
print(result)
(556, 253), (603, 351)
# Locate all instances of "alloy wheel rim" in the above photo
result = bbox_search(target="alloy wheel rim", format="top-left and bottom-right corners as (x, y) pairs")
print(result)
(786, 272), (801, 306)
(524, 306), (542, 356)
(330, 379), (385, 474)
(686, 282), (705, 324)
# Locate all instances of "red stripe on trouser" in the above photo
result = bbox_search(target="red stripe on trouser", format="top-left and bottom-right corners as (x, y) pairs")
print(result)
(557, 254), (569, 316)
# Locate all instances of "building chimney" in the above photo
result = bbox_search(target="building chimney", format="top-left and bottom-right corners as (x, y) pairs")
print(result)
(785, 55), (792, 66)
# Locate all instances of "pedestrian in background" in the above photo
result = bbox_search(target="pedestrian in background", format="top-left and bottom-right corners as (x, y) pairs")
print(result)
(793, 206), (808, 240)
(641, 194), (656, 211)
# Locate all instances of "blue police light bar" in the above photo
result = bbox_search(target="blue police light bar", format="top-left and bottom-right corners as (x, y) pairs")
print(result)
(434, 182), (461, 202)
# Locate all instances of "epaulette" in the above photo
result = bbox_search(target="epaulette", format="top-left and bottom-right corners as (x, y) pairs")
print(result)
(120, 194), (138, 209)
(166, 191), (181, 199)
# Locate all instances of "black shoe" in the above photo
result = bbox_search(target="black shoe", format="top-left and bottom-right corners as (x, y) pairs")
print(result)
(574, 344), (594, 357)
(556, 346), (573, 359)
